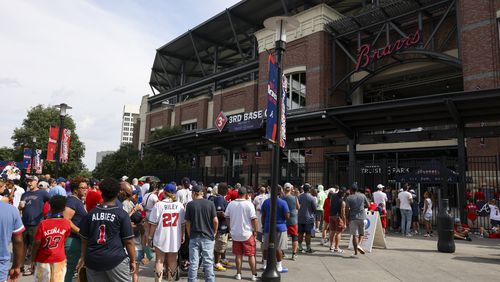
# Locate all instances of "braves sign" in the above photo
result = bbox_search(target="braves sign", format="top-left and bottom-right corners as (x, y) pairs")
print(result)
(355, 29), (421, 71)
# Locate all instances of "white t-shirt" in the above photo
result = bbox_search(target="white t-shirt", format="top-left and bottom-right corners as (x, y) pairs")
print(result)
(424, 198), (433, 215)
(398, 191), (413, 210)
(253, 194), (268, 233)
(489, 204), (500, 221)
(373, 191), (387, 209)
(176, 189), (192, 207)
(225, 199), (257, 242)
(13, 186), (25, 209)
(149, 199), (185, 253)
(140, 183), (150, 198)
(142, 192), (159, 219)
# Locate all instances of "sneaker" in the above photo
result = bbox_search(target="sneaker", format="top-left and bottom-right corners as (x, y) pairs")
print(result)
(261, 263), (266, 270)
(321, 239), (328, 246)
(357, 246), (365, 255)
(291, 253), (297, 261)
(251, 274), (259, 281)
(214, 263), (227, 272)
(221, 259), (234, 267)
(424, 234), (430, 237)
(329, 248), (336, 253)
(334, 248), (344, 254)
(306, 248), (314, 254)
(283, 252), (288, 259)
(235, 273), (242, 280)
(277, 267), (289, 273)
(406, 233), (413, 237)
(298, 245), (303, 253)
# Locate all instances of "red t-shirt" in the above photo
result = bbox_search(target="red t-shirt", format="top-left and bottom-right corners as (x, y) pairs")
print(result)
(34, 218), (71, 263)
(466, 203), (477, 221)
(42, 202), (50, 218)
(323, 197), (331, 223)
(454, 223), (469, 232)
(474, 191), (485, 201)
(86, 189), (103, 212)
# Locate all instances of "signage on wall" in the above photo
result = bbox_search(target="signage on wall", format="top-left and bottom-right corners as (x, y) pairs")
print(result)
(215, 110), (264, 132)
(355, 29), (421, 72)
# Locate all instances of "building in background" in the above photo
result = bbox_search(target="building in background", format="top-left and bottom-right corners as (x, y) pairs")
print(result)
(95, 150), (114, 166)
(139, 0), (500, 223)
(121, 104), (140, 145)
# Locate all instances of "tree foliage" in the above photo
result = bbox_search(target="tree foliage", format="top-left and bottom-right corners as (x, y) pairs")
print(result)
(93, 126), (186, 179)
(0, 147), (15, 161)
(11, 105), (86, 177)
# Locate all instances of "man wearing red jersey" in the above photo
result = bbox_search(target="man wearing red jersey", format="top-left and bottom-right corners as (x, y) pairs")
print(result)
(31, 195), (72, 282)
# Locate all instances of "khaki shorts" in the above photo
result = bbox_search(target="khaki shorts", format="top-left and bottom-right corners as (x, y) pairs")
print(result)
(214, 233), (229, 253)
(263, 231), (288, 250)
(349, 219), (365, 236)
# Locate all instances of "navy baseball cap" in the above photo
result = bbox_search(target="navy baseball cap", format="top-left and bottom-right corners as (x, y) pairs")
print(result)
(164, 183), (176, 193)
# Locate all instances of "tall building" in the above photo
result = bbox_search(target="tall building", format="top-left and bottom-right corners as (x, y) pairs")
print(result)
(121, 104), (140, 145)
(95, 150), (114, 166)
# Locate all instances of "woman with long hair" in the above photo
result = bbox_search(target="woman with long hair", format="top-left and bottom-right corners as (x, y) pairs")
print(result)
(148, 183), (185, 281)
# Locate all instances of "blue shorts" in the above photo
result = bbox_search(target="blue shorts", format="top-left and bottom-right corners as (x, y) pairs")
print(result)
(298, 223), (314, 235)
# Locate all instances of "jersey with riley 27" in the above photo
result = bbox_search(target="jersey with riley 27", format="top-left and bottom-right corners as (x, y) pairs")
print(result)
(79, 205), (134, 272)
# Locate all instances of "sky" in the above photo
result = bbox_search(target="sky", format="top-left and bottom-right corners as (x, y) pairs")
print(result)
(0, 0), (240, 170)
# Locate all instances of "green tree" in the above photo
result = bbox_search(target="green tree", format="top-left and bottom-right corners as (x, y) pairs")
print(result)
(93, 126), (185, 179)
(0, 147), (14, 161)
(11, 105), (86, 177)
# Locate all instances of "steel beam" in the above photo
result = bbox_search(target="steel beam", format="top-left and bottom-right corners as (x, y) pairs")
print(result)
(226, 10), (245, 60)
(424, 0), (456, 49)
(189, 31), (206, 76)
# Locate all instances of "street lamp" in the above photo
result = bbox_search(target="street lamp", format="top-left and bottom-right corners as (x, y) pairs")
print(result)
(30, 136), (37, 175)
(54, 103), (71, 177)
(262, 16), (299, 282)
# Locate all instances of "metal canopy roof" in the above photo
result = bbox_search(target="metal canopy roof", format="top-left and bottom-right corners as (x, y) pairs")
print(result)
(147, 89), (500, 156)
(149, 0), (366, 97)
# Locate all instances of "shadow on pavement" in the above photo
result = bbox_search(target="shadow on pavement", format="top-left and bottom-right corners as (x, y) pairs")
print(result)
(452, 256), (500, 265)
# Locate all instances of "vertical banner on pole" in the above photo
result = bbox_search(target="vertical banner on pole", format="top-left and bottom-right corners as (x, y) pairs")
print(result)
(60, 129), (71, 163)
(280, 74), (287, 148)
(47, 125), (59, 161)
(34, 149), (42, 174)
(23, 148), (32, 172)
(265, 54), (278, 143)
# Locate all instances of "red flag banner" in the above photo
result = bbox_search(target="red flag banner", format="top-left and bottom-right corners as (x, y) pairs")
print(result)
(60, 129), (71, 163)
(47, 125), (59, 161)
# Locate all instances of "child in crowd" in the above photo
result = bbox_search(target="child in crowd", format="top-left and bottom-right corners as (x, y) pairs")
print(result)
(30, 195), (72, 282)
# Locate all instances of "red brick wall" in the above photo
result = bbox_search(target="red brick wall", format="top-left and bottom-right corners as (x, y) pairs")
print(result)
(258, 31), (332, 112)
(145, 108), (172, 142)
(174, 98), (209, 128)
(212, 83), (258, 123)
(459, 0), (500, 156)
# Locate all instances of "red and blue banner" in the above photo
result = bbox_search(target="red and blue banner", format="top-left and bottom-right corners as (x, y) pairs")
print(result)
(23, 147), (32, 169)
(47, 125), (59, 161)
(280, 74), (287, 148)
(265, 54), (278, 143)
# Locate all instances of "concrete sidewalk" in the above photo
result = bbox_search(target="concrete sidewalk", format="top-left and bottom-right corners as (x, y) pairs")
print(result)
(19, 233), (500, 281)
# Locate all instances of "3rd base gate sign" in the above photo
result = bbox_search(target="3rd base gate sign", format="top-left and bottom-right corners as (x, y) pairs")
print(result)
(215, 110), (264, 132)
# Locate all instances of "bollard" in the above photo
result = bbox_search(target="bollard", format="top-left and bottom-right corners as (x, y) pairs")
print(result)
(437, 198), (455, 253)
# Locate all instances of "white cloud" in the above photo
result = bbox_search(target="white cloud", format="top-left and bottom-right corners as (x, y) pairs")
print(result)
(0, 0), (240, 171)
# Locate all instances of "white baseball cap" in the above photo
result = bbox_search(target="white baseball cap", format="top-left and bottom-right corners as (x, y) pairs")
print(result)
(377, 184), (384, 190)
(121, 176), (129, 181)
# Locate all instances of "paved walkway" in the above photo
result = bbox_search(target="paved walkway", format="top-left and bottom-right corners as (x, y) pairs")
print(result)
(19, 233), (500, 281)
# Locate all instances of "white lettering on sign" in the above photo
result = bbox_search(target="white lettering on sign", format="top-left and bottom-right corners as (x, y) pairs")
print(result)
(228, 110), (264, 124)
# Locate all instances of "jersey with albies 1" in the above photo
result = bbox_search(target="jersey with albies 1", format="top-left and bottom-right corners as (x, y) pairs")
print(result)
(34, 217), (71, 263)
(149, 199), (185, 253)
(79, 204), (134, 272)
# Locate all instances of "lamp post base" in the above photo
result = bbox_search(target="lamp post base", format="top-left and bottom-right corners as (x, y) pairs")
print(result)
(262, 268), (280, 282)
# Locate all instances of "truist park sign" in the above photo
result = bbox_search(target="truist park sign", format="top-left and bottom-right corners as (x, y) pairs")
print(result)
(355, 29), (421, 72)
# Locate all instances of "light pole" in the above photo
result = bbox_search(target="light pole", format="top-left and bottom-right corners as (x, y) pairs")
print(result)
(262, 16), (299, 282)
(54, 103), (71, 177)
(30, 136), (37, 175)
